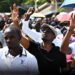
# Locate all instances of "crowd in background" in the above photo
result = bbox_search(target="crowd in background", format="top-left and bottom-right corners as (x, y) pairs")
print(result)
(0, 3), (75, 75)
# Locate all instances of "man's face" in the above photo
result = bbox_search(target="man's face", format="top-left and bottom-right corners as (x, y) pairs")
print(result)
(40, 27), (56, 43)
(4, 28), (20, 49)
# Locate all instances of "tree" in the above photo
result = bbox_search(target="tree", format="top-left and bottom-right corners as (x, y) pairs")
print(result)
(0, 0), (24, 12)
(47, 0), (51, 3)
(0, 0), (64, 12)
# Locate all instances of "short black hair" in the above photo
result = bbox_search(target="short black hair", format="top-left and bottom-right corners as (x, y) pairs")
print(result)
(17, 6), (27, 19)
(4, 25), (21, 39)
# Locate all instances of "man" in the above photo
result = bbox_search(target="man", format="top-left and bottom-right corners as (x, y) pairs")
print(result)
(0, 25), (39, 75)
(10, 3), (67, 74)
(60, 13), (75, 74)
(21, 23), (67, 74)
(60, 13), (75, 54)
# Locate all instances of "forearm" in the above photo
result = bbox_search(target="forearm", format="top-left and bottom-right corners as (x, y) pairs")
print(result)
(61, 28), (74, 54)
(20, 31), (30, 49)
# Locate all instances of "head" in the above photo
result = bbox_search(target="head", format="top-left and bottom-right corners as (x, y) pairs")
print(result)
(18, 6), (27, 19)
(40, 23), (57, 44)
(3, 25), (21, 49)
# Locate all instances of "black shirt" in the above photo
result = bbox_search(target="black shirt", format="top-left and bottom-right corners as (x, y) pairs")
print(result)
(28, 41), (67, 75)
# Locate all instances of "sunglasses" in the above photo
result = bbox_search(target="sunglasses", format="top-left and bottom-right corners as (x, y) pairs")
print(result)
(40, 27), (54, 33)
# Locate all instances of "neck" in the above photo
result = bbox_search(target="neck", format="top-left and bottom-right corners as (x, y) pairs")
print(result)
(9, 46), (22, 57)
(41, 42), (53, 52)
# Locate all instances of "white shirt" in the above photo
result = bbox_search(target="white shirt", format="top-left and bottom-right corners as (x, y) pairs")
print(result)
(0, 46), (39, 75)
(69, 42), (75, 55)
(53, 34), (63, 47)
(0, 30), (6, 47)
(22, 19), (42, 43)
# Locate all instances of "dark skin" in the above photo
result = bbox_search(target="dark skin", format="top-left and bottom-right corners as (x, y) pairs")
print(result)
(61, 13), (75, 54)
(40, 28), (56, 52)
(8, 4), (67, 73)
(4, 26), (22, 57)
(10, 3), (55, 52)
(21, 25), (56, 53)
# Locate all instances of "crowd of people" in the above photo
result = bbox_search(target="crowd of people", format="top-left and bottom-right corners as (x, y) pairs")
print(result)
(0, 3), (75, 75)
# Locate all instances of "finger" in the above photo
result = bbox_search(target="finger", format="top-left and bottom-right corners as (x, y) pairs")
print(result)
(74, 13), (75, 20)
(13, 3), (16, 8)
(16, 7), (19, 12)
(13, 3), (17, 11)
(69, 13), (73, 21)
(73, 14), (75, 24)
(10, 7), (12, 12)
(72, 13), (75, 22)
(71, 13), (73, 19)
(71, 13), (75, 22)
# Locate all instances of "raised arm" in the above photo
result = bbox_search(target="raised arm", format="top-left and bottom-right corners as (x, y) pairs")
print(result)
(20, 31), (30, 49)
(61, 13), (75, 54)
(10, 3), (35, 49)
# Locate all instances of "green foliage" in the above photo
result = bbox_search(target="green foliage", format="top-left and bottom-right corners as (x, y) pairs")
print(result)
(57, 8), (65, 12)
(0, 0), (64, 12)
(0, 0), (48, 12)
(37, 0), (47, 5)
(24, 0), (47, 5)
(0, 0), (24, 12)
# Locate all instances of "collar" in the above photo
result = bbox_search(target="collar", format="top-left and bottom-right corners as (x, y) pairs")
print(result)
(4, 46), (27, 57)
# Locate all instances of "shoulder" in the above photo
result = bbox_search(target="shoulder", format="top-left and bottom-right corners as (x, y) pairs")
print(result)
(26, 49), (35, 57)
(30, 41), (40, 46)
(29, 41), (40, 48)
(52, 43), (60, 51)
(53, 45), (66, 60)
(52, 44), (66, 56)
(0, 46), (8, 54)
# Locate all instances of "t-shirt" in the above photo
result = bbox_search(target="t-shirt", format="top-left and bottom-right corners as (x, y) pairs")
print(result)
(0, 46), (39, 75)
(28, 41), (67, 74)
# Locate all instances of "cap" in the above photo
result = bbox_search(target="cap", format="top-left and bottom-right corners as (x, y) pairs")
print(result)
(40, 23), (57, 37)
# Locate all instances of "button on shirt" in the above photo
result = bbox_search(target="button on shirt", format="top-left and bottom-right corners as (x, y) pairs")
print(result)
(0, 46), (39, 75)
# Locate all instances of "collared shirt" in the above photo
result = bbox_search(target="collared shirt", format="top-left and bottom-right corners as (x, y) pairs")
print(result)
(0, 46), (39, 75)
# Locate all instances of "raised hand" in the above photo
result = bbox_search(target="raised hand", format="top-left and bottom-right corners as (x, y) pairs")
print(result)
(10, 3), (20, 26)
(61, 13), (75, 54)
(27, 7), (35, 15)
(24, 7), (35, 20)
(69, 13), (75, 30)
